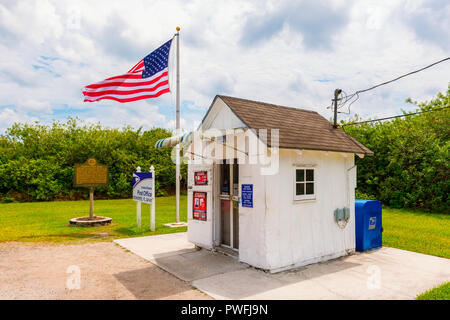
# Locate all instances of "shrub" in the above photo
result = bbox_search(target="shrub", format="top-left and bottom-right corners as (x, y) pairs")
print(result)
(342, 85), (449, 213)
(0, 118), (183, 201)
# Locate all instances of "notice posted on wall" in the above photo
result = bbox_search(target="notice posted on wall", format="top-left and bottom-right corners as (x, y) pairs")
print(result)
(241, 184), (253, 208)
(193, 191), (207, 221)
(194, 171), (208, 185)
(133, 172), (153, 204)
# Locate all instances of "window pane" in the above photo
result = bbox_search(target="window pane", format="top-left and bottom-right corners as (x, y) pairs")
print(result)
(296, 183), (304, 195)
(306, 169), (314, 181)
(296, 169), (304, 182)
(306, 183), (314, 195)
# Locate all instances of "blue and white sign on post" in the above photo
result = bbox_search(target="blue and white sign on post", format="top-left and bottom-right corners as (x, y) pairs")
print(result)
(133, 172), (153, 203)
(133, 167), (156, 232)
(241, 184), (253, 208)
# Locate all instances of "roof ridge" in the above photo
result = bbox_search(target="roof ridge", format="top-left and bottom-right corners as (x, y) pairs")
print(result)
(217, 95), (318, 114)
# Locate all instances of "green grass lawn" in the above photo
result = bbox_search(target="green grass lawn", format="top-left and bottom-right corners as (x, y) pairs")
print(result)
(2, 199), (448, 256)
(382, 207), (450, 259)
(0, 195), (187, 243)
(381, 207), (449, 300)
(416, 282), (450, 300)
(0, 199), (448, 299)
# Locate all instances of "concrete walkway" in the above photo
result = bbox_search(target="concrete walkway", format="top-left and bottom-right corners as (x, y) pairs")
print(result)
(114, 233), (450, 300)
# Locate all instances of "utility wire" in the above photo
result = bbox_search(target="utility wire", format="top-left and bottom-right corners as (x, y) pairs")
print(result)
(348, 57), (450, 97)
(340, 106), (449, 127)
(325, 57), (450, 112)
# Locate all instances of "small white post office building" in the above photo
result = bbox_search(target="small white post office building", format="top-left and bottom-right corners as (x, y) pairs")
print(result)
(159, 95), (373, 273)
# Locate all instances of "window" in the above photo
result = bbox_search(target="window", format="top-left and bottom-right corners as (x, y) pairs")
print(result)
(294, 168), (315, 200)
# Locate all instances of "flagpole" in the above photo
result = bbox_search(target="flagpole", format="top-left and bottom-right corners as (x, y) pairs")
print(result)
(175, 26), (181, 223)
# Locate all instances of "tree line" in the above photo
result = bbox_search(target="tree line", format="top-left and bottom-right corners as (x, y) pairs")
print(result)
(342, 85), (449, 213)
(0, 118), (186, 202)
(0, 86), (448, 213)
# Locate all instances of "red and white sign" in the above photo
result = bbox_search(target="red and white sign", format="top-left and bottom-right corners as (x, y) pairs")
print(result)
(194, 171), (208, 185)
(193, 191), (207, 221)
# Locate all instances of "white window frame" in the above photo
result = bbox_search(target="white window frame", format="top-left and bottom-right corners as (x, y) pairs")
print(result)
(293, 167), (316, 201)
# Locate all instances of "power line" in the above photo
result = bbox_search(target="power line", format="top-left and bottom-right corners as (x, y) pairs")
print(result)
(349, 57), (450, 97)
(325, 56), (450, 113)
(340, 106), (449, 127)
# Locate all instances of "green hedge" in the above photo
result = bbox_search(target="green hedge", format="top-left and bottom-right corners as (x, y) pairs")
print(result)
(1, 87), (448, 211)
(342, 86), (449, 213)
(0, 118), (186, 201)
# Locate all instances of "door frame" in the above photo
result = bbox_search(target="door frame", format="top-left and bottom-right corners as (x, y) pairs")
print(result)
(214, 160), (239, 251)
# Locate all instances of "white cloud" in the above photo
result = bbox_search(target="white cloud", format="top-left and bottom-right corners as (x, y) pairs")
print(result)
(0, 0), (448, 133)
(16, 99), (52, 114)
(0, 0), (63, 45)
(0, 108), (39, 130)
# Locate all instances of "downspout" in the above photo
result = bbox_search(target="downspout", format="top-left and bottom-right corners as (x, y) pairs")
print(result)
(345, 159), (357, 252)
(346, 163), (356, 207)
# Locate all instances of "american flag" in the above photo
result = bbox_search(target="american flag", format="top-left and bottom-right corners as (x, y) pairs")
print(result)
(82, 39), (173, 103)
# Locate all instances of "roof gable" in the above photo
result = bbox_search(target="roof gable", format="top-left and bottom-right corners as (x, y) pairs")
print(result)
(199, 96), (246, 130)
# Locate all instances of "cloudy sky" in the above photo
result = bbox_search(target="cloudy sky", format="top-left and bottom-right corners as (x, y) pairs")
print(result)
(0, 0), (449, 133)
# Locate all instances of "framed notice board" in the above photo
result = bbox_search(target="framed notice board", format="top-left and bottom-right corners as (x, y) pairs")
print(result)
(194, 171), (208, 185)
(241, 184), (253, 208)
(193, 191), (207, 221)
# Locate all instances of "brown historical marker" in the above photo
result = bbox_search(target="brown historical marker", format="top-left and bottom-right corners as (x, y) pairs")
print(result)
(74, 158), (108, 220)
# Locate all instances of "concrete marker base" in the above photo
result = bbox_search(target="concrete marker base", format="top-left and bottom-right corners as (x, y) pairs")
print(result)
(69, 216), (112, 227)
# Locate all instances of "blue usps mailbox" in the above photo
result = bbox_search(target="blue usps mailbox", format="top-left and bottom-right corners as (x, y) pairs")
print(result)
(355, 199), (382, 251)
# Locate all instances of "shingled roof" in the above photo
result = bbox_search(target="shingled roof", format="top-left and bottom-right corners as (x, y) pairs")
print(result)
(213, 95), (373, 155)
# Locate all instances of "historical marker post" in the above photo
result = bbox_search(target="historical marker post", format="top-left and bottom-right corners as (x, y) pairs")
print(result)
(73, 158), (109, 223)
(89, 187), (94, 219)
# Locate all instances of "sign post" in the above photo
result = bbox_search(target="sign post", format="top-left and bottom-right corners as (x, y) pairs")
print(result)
(89, 187), (94, 219)
(150, 166), (155, 232)
(133, 167), (155, 232)
(74, 158), (108, 219)
(136, 166), (142, 228)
